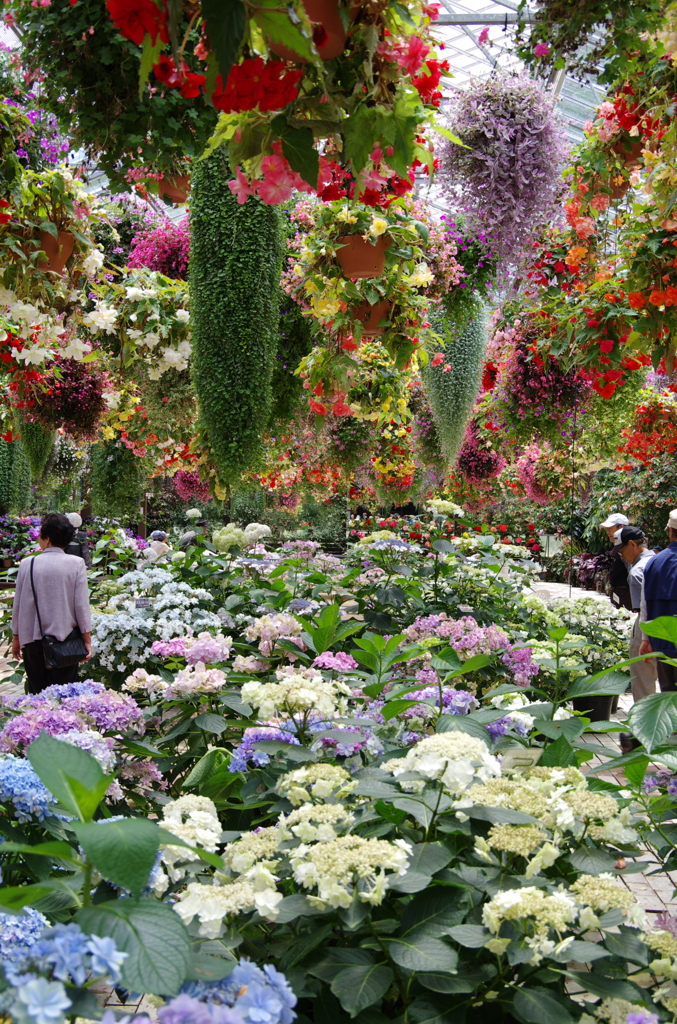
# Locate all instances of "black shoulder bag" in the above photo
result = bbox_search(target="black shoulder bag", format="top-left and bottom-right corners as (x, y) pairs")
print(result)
(29, 556), (88, 669)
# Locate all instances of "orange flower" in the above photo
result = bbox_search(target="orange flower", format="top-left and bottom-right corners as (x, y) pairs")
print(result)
(628, 291), (647, 309)
(650, 289), (666, 305)
(665, 286), (677, 306)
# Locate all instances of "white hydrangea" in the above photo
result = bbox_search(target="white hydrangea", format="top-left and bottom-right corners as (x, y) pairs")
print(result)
(241, 673), (351, 719)
(383, 733), (501, 794)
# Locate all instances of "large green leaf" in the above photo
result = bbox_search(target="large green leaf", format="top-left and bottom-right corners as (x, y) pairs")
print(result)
(536, 718), (585, 741)
(436, 714), (490, 743)
(78, 899), (192, 995)
(253, 0), (316, 62)
(568, 847), (618, 875)
(447, 925), (491, 948)
(540, 735), (577, 768)
(201, 0), (246, 89)
(398, 888), (464, 939)
(27, 734), (111, 821)
(513, 987), (573, 1024)
(418, 963), (494, 993)
(389, 935), (458, 973)
(639, 616), (677, 644)
(194, 713), (228, 735)
(0, 882), (66, 910)
(343, 105), (390, 173)
(465, 805), (538, 825)
(627, 691), (677, 752)
(567, 672), (632, 699)
(331, 964), (394, 1017)
(73, 818), (160, 895)
(408, 996), (457, 1024)
(182, 748), (225, 789)
(603, 927), (649, 966)
(564, 972), (649, 1005)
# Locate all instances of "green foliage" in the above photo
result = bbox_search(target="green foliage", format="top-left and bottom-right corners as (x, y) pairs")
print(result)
(9, 438), (31, 512)
(422, 301), (487, 466)
(19, 420), (54, 478)
(583, 457), (677, 548)
(0, 99), (27, 190)
(270, 296), (315, 424)
(90, 438), (145, 520)
(190, 147), (283, 484)
(0, 438), (11, 515)
(11, 0), (218, 188)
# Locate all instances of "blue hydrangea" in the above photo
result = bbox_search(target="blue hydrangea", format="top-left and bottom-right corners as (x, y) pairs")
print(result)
(0, 755), (57, 823)
(0, 908), (48, 982)
(180, 958), (297, 1024)
(229, 728), (300, 773)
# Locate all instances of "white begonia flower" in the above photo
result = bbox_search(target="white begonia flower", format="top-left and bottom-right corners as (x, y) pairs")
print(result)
(408, 262), (434, 288)
(13, 345), (51, 365)
(83, 302), (119, 335)
(125, 286), (157, 301)
(143, 331), (161, 349)
(61, 336), (90, 360)
(176, 309), (190, 322)
(82, 248), (105, 278)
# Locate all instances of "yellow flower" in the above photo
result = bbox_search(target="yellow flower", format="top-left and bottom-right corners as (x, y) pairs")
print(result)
(336, 208), (358, 224)
(369, 217), (388, 237)
(407, 262), (434, 288)
(101, 426), (115, 440)
(312, 295), (341, 318)
(304, 279), (319, 294)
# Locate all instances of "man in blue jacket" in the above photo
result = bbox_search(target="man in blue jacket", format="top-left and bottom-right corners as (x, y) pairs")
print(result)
(639, 508), (677, 691)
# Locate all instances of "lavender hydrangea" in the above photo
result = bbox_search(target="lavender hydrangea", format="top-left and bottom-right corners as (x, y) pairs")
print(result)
(229, 726), (300, 773)
(312, 651), (359, 672)
(439, 74), (568, 277)
(0, 909), (48, 977)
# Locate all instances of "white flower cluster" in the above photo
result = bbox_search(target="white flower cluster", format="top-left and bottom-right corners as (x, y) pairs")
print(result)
(242, 672), (351, 719)
(157, 795), (222, 888)
(213, 523), (272, 552)
(383, 733), (501, 794)
(426, 499), (464, 517)
(290, 835), (411, 909)
(0, 288), (69, 365)
(276, 764), (358, 806)
(91, 570), (221, 673)
(244, 612), (304, 657)
(165, 662), (226, 698)
(482, 873), (647, 964)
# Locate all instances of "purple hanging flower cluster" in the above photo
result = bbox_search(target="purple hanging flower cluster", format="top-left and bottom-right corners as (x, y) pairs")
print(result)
(29, 358), (108, 439)
(174, 470), (211, 503)
(439, 74), (568, 275)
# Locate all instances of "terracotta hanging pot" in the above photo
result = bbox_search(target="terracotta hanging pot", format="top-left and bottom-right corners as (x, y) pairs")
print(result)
(610, 139), (644, 168)
(352, 299), (392, 336)
(158, 175), (191, 204)
(336, 235), (388, 279)
(608, 179), (630, 202)
(269, 0), (347, 61)
(37, 230), (75, 274)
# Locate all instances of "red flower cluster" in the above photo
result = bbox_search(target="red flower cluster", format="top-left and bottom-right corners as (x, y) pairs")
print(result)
(106, 0), (168, 46)
(153, 55), (206, 99)
(212, 58), (303, 114)
(411, 58), (450, 107)
(0, 199), (11, 226)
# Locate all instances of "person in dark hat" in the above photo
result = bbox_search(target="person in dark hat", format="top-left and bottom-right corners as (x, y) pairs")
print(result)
(617, 526), (657, 703)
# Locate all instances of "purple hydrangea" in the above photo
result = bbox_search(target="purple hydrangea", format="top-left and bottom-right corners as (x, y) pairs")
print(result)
(229, 727), (300, 773)
(501, 647), (540, 687)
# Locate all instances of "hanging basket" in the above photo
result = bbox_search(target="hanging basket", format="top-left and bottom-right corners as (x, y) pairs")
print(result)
(269, 0), (347, 61)
(610, 139), (644, 168)
(352, 299), (393, 336)
(608, 179), (630, 202)
(37, 230), (75, 275)
(158, 175), (191, 204)
(337, 235), (388, 279)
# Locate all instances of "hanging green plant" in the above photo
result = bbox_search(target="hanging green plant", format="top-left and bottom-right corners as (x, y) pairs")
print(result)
(269, 296), (316, 425)
(9, 438), (32, 513)
(18, 420), (55, 479)
(190, 147), (284, 485)
(421, 301), (487, 466)
(90, 438), (145, 519)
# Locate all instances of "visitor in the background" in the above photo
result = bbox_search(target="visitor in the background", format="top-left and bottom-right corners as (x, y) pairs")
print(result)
(639, 508), (677, 691)
(11, 513), (92, 694)
(65, 512), (92, 568)
(149, 530), (171, 558)
(179, 519), (208, 551)
(600, 512), (632, 610)
(618, 526), (657, 703)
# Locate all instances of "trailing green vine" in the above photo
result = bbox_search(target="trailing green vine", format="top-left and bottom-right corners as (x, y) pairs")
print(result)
(270, 297), (315, 424)
(90, 439), (145, 519)
(190, 147), (283, 485)
(422, 300), (487, 466)
(18, 420), (54, 479)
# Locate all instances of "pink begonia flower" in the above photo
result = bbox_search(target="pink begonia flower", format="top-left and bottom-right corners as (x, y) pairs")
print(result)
(422, 1), (440, 19)
(590, 194), (609, 212)
(534, 42), (550, 57)
(258, 178), (294, 204)
(431, 352), (444, 367)
(370, 147), (383, 163)
(228, 166), (254, 205)
(397, 36), (430, 75)
(478, 27), (490, 46)
(575, 216), (596, 239)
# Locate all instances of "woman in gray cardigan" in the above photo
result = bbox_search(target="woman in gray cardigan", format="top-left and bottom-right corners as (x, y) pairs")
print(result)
(11, 513), (92, 693)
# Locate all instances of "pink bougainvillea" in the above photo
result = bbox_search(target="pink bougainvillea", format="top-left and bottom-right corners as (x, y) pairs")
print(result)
(128, 218), (190, 280)
(174, 469), (210, 503)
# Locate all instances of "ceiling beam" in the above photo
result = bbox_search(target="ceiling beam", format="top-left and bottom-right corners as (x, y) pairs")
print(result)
(437, 12), (535, 24)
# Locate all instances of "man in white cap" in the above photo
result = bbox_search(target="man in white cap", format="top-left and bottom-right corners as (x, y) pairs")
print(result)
(639, 508), (677, 691)
(600, 513), (632, 610)
(64, 512), (91, 568)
